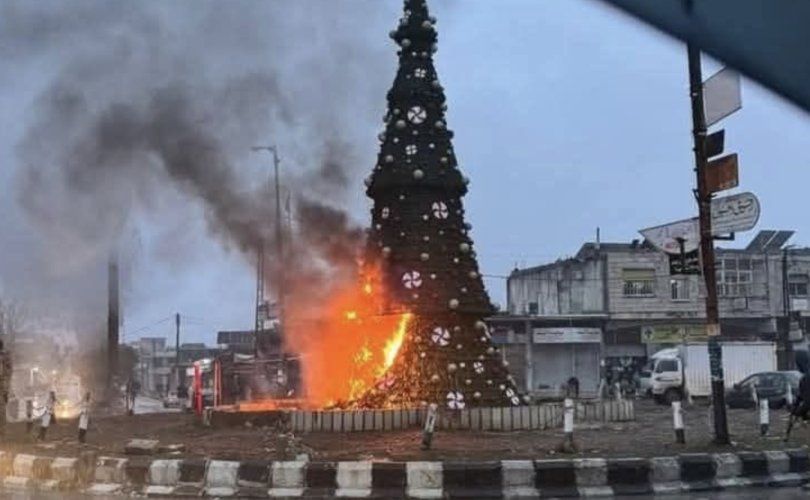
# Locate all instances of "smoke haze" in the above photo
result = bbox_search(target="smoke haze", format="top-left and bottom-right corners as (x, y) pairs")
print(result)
(0, 0), (398, 343)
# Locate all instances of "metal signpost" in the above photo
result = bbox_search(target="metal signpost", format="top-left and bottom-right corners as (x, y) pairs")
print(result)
(688, 45), (746, 445)
(638, 49), (747, 445)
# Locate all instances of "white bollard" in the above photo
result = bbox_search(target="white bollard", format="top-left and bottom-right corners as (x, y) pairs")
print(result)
(786, 383), (794, 407)
(672, 401), (685, 444)
(420, 404), (438, 451)
(760, 398), (770, 436)
(560, 397), (576, 452)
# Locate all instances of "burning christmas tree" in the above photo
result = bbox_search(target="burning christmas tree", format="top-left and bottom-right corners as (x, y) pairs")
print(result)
(355, 0), (525, 409)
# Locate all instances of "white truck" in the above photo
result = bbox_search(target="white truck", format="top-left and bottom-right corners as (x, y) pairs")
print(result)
(651, 341), (777, 404)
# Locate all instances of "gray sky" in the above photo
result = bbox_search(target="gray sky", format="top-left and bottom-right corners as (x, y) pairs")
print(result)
(2, 0), (809, 346)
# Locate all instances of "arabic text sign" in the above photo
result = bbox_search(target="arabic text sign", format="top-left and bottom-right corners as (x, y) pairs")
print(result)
(640, 218), (699, 255)
(533, 328), (601, 344)
(712, 192), (760, 235)
(641, 192), (760, 254)
(704, 67), (742, 127)
(642, 325), (708, 344)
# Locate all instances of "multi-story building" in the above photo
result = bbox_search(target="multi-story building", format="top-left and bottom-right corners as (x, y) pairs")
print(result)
(492, 229), (807, 397)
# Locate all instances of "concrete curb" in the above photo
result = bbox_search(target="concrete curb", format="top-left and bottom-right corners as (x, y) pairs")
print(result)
(0, 448), (806, 497)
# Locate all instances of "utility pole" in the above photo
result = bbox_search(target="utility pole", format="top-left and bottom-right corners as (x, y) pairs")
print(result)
(251, 146), (285, 341)
(688, 43), (730, 444)
(107, 253), (120, 393)
(782, 246), (795, 368)
(254, 239), (265, 359)
(175, 313), (181, 395)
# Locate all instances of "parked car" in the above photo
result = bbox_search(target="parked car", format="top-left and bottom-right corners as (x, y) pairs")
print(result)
(725, 371), (801, 409)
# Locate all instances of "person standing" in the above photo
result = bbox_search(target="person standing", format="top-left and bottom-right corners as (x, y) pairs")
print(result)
(38, 391), (57, 441)
(0, 339), (12, 437)
(78, 392), (91, 443)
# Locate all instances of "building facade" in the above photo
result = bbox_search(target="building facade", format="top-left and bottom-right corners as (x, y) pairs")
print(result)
(133, 338), (220, 397)
(494, 230), (808, 397)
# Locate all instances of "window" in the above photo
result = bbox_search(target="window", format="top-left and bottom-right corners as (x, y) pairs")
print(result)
(622, 269), (656, 297)
(527, 302), (539, 315)
(789, 275), (809, 297)
(670, 278), (690, 301)
(740, 374), (760, 388)
(716, 255), (755, 297)
(655, 358), (679, 373)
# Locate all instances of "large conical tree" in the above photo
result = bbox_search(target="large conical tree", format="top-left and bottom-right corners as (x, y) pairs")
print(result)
(360, 0), (524, 409)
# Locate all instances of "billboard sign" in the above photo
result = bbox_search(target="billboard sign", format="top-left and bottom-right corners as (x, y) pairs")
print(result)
(711, 191), (760, 235)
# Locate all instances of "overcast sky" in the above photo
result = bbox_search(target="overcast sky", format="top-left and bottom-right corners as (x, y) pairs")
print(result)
(2, 0), (809, 346)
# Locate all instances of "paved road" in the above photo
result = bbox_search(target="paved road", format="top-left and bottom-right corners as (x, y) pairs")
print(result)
(1, 488), (808, 499)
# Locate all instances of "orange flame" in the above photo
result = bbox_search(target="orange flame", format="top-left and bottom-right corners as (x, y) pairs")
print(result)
(284, 264), (412, 408)
(381, 313), (411, 375)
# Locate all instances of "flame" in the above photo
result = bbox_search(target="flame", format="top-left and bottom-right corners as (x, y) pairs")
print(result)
(282, 263), (413, 408)
(381, 313), (411, 375)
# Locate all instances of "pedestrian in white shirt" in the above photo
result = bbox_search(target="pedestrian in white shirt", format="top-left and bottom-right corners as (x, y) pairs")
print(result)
(38, 391), (57, 441)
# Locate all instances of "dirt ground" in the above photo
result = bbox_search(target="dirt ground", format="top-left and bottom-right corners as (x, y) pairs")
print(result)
(2, 400), (808, 462)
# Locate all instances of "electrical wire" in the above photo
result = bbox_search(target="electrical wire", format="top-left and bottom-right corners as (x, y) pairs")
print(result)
(125, 315), (174, 337)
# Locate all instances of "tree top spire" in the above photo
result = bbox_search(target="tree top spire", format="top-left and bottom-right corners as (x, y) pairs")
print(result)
(390, 0), (437, 51)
